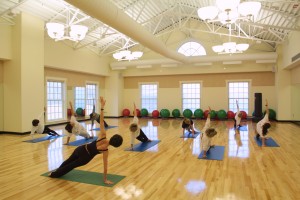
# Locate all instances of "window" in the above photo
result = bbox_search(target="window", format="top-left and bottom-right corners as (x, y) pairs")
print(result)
(74, 83), (98, 116)
(182, 83), (201, 113)
(74, 87), (85, 110)
(178, 41), (206, 56)
(140, 83), (158, 113)
(86, 83), (97, 115)
(228, 81), (249, 113)
(46, 80), (65, 121)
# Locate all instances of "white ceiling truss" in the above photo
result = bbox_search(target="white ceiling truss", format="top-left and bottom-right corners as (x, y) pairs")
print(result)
(1, 0), (300, 57)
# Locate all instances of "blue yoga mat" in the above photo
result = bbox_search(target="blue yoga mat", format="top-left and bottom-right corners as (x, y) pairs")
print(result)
(198, 146), (225, 160)
(180, 131), (200, 138)
(23, 135), (64, 143)
(92, 126), (118, 131)
(125, 140), (161, 152)
(238, 126), (248, 131)
(254, 137), (279, 147)
(68, 137), (98, 146)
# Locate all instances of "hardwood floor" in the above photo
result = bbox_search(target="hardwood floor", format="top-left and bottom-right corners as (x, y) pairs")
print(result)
(0, 118), (299, 200)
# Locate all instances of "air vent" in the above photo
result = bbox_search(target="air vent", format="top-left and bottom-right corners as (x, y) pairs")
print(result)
(291, 52), (300, 62)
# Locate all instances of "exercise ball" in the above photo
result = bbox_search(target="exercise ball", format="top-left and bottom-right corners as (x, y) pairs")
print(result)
(141, 108), (148, 117)
(210, 110), (217, 119)
(135, 108), (141, 117)
(204, 110), (216, 118)
(172, 109), (181, 118)
(227, 111), (235, 119)
(76, 108), (84, 116)
(264, 109), (276, 120)
(122, 108), (130, 117)
(160, 109), (170, 118)
(194, 109), (203, 119)
(239, 111), (247, 119)
(183, 109), (193, 118)
(217, 109), (227, 120)
(152, 110), (159, 118)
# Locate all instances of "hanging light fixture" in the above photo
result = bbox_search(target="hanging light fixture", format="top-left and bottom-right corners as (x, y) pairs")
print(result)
(197, 0), (261, 24)
(46, 22), (88, 42)
(212, 25), (249, 54)
(113, 50), (143, 61)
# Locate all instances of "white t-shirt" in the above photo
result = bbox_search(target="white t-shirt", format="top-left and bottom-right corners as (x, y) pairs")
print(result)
(201, 118), (211, 151)
(31, 112), (44, 135)
(70, 116), (89, 137)
(256, 113), (269, 138)
(235, 108), (241, 126)
(130, 116), (140, 145)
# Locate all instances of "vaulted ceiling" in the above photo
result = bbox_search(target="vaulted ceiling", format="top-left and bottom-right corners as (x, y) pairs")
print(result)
(1, 0), (300, 60)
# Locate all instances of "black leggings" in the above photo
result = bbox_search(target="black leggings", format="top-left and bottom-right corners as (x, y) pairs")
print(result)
(43, 126), (59, 136)
(96, 117), (109, 128)
(50, 146), (94, 178)
(136, 129), (149, 143)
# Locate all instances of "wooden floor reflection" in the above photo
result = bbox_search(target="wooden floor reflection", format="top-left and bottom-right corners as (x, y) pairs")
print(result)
(0, 118), (300, 200)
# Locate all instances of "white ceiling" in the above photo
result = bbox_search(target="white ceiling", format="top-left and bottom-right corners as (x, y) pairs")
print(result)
(1, 0), (300, 59)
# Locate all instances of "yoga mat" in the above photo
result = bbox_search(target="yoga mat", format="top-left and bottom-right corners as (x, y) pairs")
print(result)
(198, 146), (225, 160)
(180, 131), (200, 138)
(92, 126), (118, 131)
(68, 137), (98, 146)
(238, 126), (248, 131)
(125, 140), (161, 152)
(41, 169), (125, 187)
(254, 137), (279, 147)
(23, 135), (64, 143)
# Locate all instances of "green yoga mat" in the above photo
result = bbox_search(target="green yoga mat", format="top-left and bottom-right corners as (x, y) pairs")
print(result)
(41, 169), (125, 187)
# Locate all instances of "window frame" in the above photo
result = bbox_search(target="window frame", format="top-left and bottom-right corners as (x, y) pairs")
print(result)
(180, 81), (202, 113)
(45, 77), (67, 122)
(139, 82), (158, 113)
(226, 80), (251, 114)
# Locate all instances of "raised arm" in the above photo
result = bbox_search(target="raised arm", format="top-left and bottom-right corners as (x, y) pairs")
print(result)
(265, 99), (269, 116)
(92, 99), (96, 113)
(69, 101), (75, 116)
(236, 100), (240, 111)
(99, 96), (107, 138)
(207, 106), (211, 119)
(133, 102), (137, 117)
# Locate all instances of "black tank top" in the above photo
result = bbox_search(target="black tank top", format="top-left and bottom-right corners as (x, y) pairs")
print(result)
(85, 137), (108, 157)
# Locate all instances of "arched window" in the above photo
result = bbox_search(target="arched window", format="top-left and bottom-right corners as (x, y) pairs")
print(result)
(178, 41), (206, 56)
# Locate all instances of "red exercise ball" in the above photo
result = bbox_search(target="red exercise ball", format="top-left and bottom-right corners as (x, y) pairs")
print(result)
(204, 110), (209, 119)
(122, 108), (130, 117)
(227, 111), (235, 119)
(135, 109), (141, 117)
(240, 111), (247, 119)
(152, 110), (159, 118)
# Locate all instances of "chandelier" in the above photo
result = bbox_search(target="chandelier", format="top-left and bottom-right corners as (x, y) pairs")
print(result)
(46, 22), (88, 42)
(197, 0), (261, 24)
(212, 25), (249, 54)
(113, 50), (143, 61)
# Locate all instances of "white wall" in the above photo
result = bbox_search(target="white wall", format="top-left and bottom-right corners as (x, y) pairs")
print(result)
(291, 84), (300, 120)
(282, 31), (300, 69)
(0, 62), (3, 131)
(44, 39), (111, 76)
(0, 24), (12, 60)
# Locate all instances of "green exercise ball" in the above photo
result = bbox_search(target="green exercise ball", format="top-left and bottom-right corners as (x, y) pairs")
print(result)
(194, 109), (203, 119)
(141, 108), (148, 117)
(217, 109), (227, 120)
(172, 109), (181, 118)
(76, 108), (84, 116)
(183, 109), (193, 118)
(210, 110), (217, 119)
(264, 109), (276, 120)
(160, 109), (170, 118)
